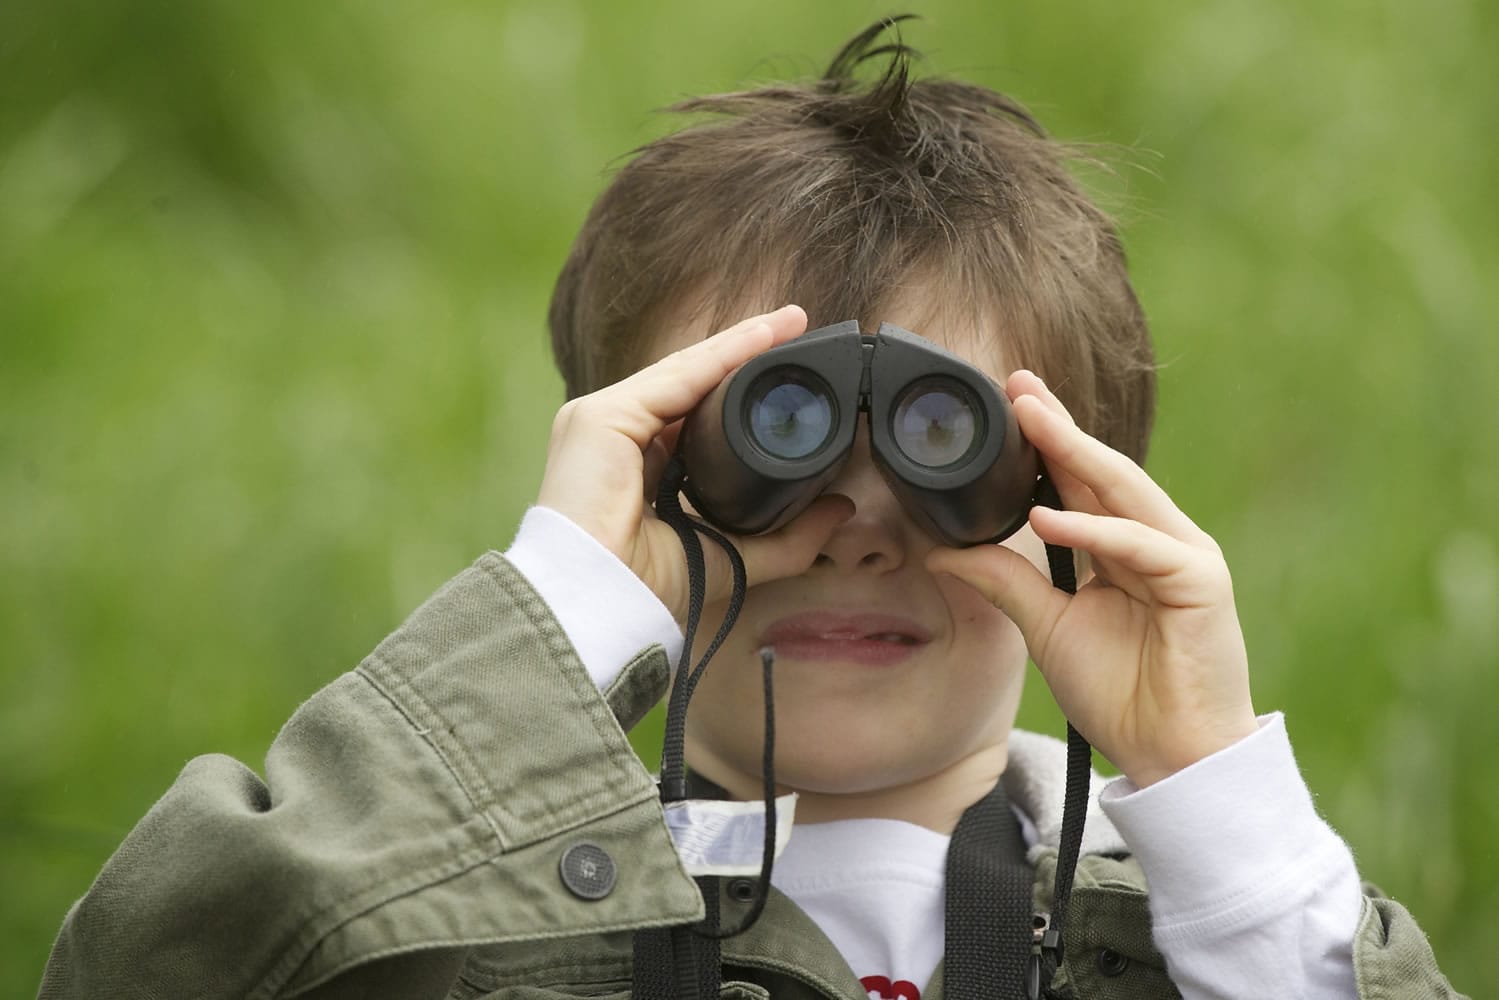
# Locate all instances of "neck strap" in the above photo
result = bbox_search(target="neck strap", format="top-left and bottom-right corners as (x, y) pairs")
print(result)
(944, 777), (1035, 1000)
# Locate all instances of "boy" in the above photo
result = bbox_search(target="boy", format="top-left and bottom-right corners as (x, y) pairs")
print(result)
(42, 20), (1460, 1000)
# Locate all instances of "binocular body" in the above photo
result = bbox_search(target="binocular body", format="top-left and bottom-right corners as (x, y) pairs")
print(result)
(678, 321), (1040, 547)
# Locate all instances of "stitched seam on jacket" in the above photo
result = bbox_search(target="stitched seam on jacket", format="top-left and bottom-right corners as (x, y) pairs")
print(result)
(456, 954), (633, 991)
(356, 555), (656, 849)
(268, 796), (701, 998)
(291, 909), (705, 997)
(253, 813), (501, 1000)
(478, 553), (658, 827)
(355, 656), (510, 845)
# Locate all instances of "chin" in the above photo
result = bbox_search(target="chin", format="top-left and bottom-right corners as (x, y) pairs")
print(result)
(706, 728), (952, 799)
(776, 768), (913, 798)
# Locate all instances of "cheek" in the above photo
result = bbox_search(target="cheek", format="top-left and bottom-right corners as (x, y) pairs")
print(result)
(937, 572), (1026, 653)
(943, 572), (988, 621)
(938, 523), (1046, 636)
(934, 573), (1029, 740)
(937, 537), (1035, 679)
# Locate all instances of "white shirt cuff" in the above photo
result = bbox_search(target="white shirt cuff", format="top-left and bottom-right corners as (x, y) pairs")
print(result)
(1101, 712), (1362, 929)
(1097, 714), (1361, 997)
(503, 506), (685, 691)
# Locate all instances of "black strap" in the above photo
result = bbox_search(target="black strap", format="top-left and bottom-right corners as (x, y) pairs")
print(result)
(632, 884), (722, 1000)
(944, 779), (1034, 1000)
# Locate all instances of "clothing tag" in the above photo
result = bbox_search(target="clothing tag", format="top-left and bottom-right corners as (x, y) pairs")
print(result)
(663, 794), (798, 876)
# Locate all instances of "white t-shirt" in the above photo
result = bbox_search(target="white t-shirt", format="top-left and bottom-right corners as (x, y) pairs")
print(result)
(772, 818), (949, 998)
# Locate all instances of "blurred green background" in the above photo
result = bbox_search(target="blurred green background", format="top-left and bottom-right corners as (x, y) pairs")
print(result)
(2, 1), (1494, 994)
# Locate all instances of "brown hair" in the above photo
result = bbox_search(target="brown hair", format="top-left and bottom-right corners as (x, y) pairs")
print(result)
(548, 17), (1156, 462)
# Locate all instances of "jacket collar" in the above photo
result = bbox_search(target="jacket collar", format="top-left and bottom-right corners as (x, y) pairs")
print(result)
(1004, 728), (1129, 859)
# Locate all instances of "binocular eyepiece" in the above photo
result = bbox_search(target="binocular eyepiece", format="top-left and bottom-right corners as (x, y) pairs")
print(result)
(678, 321), (1041, 547)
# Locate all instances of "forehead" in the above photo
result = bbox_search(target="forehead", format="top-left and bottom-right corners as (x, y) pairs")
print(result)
(647, 288), (1017, 387)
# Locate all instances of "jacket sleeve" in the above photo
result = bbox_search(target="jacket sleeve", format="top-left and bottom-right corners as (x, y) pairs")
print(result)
(38, 552), (705, 1000)
(1352, 887), (1470, 999)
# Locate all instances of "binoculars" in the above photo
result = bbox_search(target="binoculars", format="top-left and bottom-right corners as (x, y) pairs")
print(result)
(678, 321), (1041, 547)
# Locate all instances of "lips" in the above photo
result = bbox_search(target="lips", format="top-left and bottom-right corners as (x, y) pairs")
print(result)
(760, 611), (933, 666)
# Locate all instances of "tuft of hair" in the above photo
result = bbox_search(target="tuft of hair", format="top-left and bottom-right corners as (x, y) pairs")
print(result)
(548, 16), (1156, 463)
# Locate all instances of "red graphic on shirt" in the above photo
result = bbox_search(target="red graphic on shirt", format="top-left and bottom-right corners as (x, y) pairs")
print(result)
(860, 975), (920, 1000)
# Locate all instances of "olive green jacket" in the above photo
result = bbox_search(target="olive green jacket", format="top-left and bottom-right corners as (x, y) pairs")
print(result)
(40, 554), (1464, 999)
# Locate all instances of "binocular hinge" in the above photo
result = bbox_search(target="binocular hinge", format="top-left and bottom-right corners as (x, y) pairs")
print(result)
(857, 338), (876, 411)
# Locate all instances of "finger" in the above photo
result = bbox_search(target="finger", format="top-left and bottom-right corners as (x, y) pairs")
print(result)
(1006, 371), (1102, 515)
(719, 494), (855, 594)
(1007, 369), (1075, 423)
(1036, 453), (1104, 520)
(1014, 394), (1204, 543)
(600, 305), (808, 446)
(925, 543), (1071, 664)
(642, 436), (672, 504)
(655, 418), (685, 456)
(642, 420), (686, 503)
(1028, 506), (1221, 607)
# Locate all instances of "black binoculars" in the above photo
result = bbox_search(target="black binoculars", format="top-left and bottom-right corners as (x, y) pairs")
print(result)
(677, 321), (1041, 547)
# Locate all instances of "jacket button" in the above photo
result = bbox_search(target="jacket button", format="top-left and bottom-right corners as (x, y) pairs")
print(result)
(559, 842), (616, 900)
(727, 878), (757, 902)
(1096, 948), (1130, 977)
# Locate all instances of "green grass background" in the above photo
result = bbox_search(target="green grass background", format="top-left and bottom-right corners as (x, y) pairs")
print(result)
(3, 1), (1495, 994)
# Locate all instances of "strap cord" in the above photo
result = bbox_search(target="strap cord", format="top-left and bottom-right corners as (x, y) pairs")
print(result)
(634, 455), (782, 1000)
(1031, 475), (1087, 998)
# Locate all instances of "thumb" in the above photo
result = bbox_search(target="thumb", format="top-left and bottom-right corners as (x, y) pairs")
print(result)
(925, 543), (1070, 664)
(714, 494), (856, 597)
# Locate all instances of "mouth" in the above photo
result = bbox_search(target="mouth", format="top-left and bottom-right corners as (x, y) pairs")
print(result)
(760, 611), (933, 666)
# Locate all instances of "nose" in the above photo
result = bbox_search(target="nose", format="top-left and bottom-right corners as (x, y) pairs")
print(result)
(812, 423), (909, 574)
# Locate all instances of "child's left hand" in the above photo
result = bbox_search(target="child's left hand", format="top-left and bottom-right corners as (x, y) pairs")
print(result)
(925, 370), (1259, 787)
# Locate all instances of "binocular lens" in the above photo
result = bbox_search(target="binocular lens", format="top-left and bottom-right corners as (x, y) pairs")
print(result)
(746, 370), (836, 460)
(891, 379), (978, 468)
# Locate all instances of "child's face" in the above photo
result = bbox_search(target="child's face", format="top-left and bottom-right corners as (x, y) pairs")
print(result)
(650, 294), (1048, 809)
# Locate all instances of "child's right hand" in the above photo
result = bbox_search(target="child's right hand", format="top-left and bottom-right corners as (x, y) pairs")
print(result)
(535, 305), (855, 625)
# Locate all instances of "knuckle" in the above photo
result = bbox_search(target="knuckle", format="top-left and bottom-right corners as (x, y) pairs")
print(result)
(554, 395), (589, 425)
(549, 399), (581, 440)
(1194, 531), (1225, 560)
(566, 394), (612, 429)
(1191, 550), (1233, 592)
